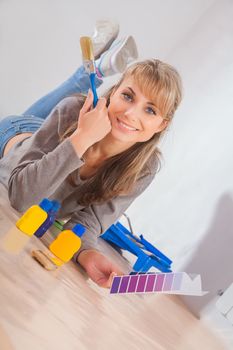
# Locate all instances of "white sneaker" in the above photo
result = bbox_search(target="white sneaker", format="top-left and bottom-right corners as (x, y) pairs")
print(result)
(96, 36), (138, 77)
(92, 20), (119, 59)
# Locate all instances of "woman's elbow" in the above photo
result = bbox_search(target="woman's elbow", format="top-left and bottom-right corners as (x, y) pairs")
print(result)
(8, 183), (31, 212)
(8, 194), (26, 213)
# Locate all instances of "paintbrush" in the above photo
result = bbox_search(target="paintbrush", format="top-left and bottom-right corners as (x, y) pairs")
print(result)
(80, 36), (98, 107)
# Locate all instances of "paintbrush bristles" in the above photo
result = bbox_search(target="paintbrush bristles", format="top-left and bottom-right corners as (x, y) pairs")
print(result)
(80, 36), (95, 74)
(80, 36), (94, 61)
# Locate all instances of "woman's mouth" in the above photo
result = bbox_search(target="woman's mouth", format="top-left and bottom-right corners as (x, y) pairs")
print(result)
(116, 118), (138, 132)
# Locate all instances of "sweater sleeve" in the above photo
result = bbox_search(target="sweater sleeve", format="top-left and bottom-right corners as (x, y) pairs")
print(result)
(8, 96), (84, 212)
(67, 169), (157, 261)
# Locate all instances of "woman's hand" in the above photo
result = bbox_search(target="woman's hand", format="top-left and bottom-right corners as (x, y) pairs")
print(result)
(77, 249), (123, 288)
(69, 90), (112, 157)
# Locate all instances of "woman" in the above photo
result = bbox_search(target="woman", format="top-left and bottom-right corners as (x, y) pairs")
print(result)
(0, 31), (182, 288)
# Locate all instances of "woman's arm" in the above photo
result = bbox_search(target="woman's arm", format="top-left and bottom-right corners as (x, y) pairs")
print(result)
(8, 91), (111, 211)
(64, 170), (157, 287)
(8, 96), (84, 211)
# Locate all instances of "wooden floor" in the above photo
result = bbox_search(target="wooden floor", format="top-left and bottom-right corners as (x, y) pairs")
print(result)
(0, 187), (227, 350)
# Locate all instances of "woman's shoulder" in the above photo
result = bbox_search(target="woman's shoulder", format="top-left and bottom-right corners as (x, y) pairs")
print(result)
(145, 150), (161, 176)
(134, 152), (160, 192)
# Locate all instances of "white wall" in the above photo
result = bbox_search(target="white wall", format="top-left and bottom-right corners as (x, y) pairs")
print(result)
(0, 0), (215, 116)
(1, 0), (233, 333)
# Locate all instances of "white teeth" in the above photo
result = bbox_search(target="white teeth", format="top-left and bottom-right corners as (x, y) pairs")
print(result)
(119, 121), (137, 131)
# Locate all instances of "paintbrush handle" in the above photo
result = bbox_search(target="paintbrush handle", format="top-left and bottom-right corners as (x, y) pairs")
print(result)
(89, 73), (98, 107)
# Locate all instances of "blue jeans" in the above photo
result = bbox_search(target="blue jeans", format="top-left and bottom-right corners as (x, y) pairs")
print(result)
(0, 66), (102, 157)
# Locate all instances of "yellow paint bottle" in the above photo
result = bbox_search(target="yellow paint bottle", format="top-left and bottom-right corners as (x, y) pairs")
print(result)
(16, 199), (53, 236)
(49, 224), (85, 263)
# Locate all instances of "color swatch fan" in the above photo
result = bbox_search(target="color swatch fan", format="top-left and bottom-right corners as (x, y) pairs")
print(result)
(110, 272), (208, 296)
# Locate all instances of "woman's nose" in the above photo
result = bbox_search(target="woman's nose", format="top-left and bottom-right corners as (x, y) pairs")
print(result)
(124, 106), (139, 121)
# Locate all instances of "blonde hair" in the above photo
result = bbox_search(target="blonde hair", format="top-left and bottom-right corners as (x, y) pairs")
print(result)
(63, 59), (182, 205)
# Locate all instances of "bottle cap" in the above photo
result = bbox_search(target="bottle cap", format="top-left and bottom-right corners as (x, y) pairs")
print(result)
(72, 224), (86, 237)
(51, 200), (61, 213)
(39, 198), (53, 212)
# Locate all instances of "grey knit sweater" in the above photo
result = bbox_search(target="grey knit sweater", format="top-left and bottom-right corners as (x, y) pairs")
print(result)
(0, 96), (157, 255)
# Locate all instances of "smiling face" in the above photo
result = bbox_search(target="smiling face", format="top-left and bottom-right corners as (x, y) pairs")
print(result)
(107, 77), (169, 147)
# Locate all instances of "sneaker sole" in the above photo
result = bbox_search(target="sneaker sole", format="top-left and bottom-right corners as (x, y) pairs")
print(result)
(93, 20), (120, 59)
(110, 36), (138, 73)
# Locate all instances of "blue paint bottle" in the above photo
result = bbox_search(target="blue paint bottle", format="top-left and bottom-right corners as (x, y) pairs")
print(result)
(34, 200), (61, 238)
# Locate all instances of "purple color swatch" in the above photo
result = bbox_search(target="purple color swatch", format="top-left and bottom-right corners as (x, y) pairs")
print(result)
(136, 275), (148, 292)
(127, 275), (139, 293)
(111, 272), (185, 295)
(145, 274), (157, 292)
(162, 273), (174, 291)
(154, 274), (165, 292)
(172, 272), (183, 290)
(119, 276), (130, 293)
(110, 276), (121, 294)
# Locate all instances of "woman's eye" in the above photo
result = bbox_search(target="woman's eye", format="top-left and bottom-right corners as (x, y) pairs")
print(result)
(121, 93), (133, 101)
(146, 106), (156, 115)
